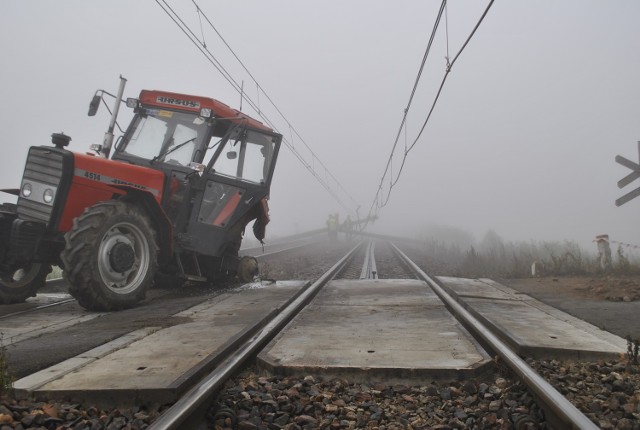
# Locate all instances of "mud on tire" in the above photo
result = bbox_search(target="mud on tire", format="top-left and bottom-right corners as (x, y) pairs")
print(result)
(61, 201), (158, 311)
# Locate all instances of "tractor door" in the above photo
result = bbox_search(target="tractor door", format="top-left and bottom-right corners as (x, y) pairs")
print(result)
(115, 109), (210, 234)
(186, 126), (280, 257)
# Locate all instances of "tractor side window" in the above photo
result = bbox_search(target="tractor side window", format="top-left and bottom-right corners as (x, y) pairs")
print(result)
(244, 131), (275, 184)
(242, 141), (267, 183)
(210, 130), (274, 184)
(211, 132), (241, 178)
(125, 116), (167, 159)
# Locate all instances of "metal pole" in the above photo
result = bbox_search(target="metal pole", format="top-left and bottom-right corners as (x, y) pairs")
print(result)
(101, 75), (127, 158)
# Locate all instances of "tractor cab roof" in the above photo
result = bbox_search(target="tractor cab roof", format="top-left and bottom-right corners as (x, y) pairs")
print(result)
(139, 90), (273, 133)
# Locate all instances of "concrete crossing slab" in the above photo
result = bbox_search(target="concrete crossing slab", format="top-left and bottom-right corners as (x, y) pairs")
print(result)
(433, 277), (522, 301)
(14, 281), (308, 405)
(258, 279), (493, 384)
(436, 277), (627, 360)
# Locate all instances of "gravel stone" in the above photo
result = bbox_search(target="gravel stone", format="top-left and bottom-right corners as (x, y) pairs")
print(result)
(206, 358), (640, 430)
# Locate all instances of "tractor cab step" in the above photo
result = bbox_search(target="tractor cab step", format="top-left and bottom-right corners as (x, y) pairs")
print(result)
(174, 252), (209, 282)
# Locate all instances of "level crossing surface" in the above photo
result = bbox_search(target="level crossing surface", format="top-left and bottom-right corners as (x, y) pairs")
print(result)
(13, 275), (626, 405)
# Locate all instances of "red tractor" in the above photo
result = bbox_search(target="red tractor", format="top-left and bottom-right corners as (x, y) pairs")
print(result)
(0, 78), (281, 310)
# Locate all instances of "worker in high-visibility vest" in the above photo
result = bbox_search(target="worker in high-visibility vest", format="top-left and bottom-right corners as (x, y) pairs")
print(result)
(327, 214), (338, 241)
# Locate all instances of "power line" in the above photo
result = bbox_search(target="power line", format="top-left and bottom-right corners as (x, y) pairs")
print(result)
(369, 0), (447, 216)
(365, 0), (496, 227)
(154, 0), (359, 214)
(191, 0), (360, 211)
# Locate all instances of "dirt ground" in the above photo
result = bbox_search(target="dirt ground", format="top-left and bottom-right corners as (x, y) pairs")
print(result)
(501, 275), (640, 340)
(510, 275), (640, 301)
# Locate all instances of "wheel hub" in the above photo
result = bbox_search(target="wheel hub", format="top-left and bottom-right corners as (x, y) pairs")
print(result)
(98, 224), (144, 290)
(109, 242), (135, 273)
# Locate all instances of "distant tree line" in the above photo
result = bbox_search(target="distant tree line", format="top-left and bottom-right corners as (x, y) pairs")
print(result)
(416, 226), (640, 278)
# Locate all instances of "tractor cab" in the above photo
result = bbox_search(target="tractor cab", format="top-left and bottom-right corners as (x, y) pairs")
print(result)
(112, 90), (281, 259)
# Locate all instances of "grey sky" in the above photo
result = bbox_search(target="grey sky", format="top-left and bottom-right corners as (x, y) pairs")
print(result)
(1, 1), (639, 253)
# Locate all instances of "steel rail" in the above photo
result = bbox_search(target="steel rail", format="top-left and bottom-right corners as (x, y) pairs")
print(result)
(359, 240), (378, 279)
(390, 243), (599, 430)
(0, 277), (75, 319)
(369, 242), (378, 279)
(0, 298), (76, 320)
(148, 243), (362, 430)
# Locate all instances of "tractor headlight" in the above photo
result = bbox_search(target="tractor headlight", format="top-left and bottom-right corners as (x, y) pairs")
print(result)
(21, 182), (32, 197)
(126, 98), (140, 109)
(43, 188), (55, 204)
(199, 108), (212, 118)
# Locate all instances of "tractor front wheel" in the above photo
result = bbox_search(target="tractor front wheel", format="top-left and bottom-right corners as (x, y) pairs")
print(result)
(237, 256), (259, 282)
(0, 263), (51, 304)
(62, 201), (158, 311)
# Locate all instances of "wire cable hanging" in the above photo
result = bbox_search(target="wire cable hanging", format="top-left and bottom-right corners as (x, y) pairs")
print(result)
(191, 0), (360, 212)
(366, 0), (448, 223)
(365, 0), (496, 227)
(155, 0), (359, 214)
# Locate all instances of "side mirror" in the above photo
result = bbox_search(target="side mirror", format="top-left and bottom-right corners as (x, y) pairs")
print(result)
(88, 94), (101, 116)
(227, 151), (237, 160)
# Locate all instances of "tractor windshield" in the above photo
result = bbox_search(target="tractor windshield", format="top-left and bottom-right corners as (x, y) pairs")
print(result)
(121, 109), (208, 166)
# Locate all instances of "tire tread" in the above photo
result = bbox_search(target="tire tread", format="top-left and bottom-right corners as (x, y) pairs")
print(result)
(62, 200), (158, 311)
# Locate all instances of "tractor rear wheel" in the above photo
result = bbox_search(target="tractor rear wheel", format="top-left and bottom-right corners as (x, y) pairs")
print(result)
(62, 201), (158, 311)
(0, 263), (51, 304)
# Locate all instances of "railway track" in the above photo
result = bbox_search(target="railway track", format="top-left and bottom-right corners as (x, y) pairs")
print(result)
(150, 240), (602, 429)
(1, 238), (634, 429)
(149, 244), (361, 429)
(390, 243), (598, 430)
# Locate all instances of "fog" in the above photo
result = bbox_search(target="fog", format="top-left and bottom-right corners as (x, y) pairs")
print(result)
(1, 1), (639, 255)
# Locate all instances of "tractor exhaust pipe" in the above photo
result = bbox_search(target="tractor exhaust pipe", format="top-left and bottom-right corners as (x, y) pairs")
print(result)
(100, 75), (127, 158)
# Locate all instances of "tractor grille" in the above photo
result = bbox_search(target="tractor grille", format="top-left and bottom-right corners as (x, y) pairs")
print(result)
(16, 147), (65, 225)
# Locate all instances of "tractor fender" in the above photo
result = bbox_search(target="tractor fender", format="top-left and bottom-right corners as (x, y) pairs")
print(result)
(114, 186), (173, 262)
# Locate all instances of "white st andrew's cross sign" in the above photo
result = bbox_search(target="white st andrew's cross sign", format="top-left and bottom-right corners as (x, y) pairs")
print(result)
(616, 141), (640, 206)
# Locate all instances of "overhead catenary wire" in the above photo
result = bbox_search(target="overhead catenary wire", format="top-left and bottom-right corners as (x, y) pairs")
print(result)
(157, 3), (349, 211)
(365, 0), (496, 228)
(367, 0), (447, 219)
(154, 0), (359, 214)
(154, 1), (244, 101)
(191, 0), (360, 212)
(195, 4), (207, 48)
